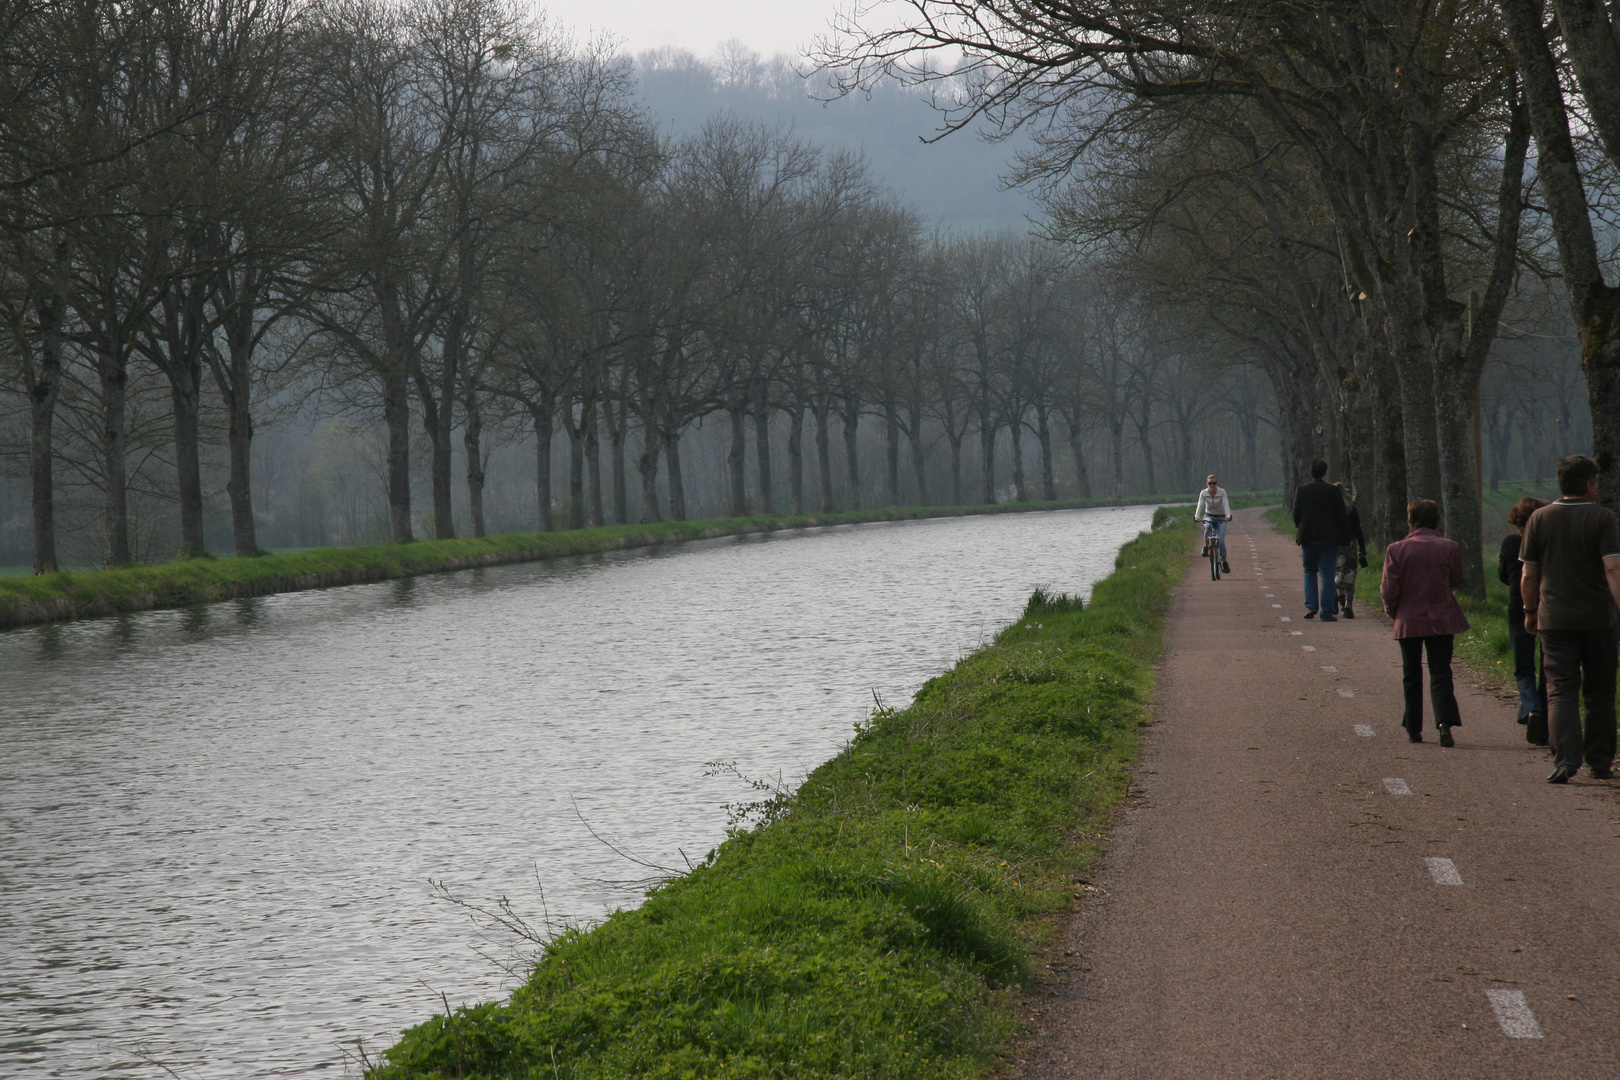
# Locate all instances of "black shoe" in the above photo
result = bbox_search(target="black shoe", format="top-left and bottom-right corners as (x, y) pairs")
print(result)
(1526, 713), (1548, 745)
(1221, 560), (1231, 573)
(1319, 613), (1338, 622)
(1342, 607), (1355, 619)
(1408, 730), (1423, 743)
(1590, 765), (1615, 780)
(1517, 714), (1529, 725)
(1201, 544), (1209, 557)
(1304, 610), (1317, 619)
(1548, 764), (1576, 784)
(1439, 726), (1454, 747)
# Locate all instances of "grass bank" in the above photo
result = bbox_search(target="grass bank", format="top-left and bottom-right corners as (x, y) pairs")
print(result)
(0, 496), (1182, 631)
(366, 506), (1197, 1079)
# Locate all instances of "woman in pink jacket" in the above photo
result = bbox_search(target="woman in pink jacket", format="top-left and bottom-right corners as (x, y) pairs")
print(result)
(1380, 499), (1470, 745)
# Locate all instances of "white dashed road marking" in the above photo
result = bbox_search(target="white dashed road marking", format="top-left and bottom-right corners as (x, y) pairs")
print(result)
(1354, 724), (1375, 737)
(1321, 665), (1337, 672)
(1382, 777), (1412, 795)
(1272, 604), (1282, 608)
(1291, 631), (1304, 636)
(1280, 616), (1292, 622)
(1337, 688), (1354, 698)
(1485, 989), (1544, 1039)
(1425, 857), (1464, 886)
(1300, 643), (1314, 650)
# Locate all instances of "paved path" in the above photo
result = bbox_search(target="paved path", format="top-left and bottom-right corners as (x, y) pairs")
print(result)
(1022, 507), (1620, 1079)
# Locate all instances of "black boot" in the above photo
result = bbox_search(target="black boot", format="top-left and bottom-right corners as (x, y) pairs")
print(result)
(1526, 712), (1548, 746)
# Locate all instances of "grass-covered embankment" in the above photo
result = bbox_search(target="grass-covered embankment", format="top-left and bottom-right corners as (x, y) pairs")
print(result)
(368, 506), (1197, 1080)
(0, 496), (1177, 630)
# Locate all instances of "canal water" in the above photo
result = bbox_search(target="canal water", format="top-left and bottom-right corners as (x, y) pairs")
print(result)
(0, 505), (1160, 1078)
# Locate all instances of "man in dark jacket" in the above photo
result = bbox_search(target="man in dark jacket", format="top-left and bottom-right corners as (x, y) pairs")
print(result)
(1293, 459), (1351, 621)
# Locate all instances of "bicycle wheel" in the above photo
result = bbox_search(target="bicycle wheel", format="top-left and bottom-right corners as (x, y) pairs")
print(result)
(1209, 540), (1221, 580)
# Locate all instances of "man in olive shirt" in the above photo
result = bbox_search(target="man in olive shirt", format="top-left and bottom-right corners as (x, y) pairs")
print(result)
(1521, 455), (1620, 783)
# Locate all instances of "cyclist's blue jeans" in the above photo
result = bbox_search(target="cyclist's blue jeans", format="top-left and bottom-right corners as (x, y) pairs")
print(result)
(1205, 519), (1227, 559)
(1302, 542), (1339, 615)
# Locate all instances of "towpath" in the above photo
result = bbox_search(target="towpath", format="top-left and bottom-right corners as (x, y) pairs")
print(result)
(1022, 507), (1620, 1079)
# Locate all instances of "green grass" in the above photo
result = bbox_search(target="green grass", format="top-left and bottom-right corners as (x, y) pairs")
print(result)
(366, 506), (1198, 1080)
(0, 494), (1219, 629)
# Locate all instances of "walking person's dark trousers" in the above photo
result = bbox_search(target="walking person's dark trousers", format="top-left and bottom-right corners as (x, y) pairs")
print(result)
(1538, 627), (1618, 773)
(1302, 542), (1338, 615)
(1509, 621), (1548, 742)
(1399, 635), (1462, 737)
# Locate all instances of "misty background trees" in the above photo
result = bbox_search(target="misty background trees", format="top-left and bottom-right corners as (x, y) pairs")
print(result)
(0, 1), (1598, 577)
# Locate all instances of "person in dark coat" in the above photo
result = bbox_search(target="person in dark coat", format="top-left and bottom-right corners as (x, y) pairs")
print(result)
(1335, 484), (1369, 618)
(1500, 496), (1548, 744)
(1292, 459), (1352, 621)
(1381, 498), (1470, 745)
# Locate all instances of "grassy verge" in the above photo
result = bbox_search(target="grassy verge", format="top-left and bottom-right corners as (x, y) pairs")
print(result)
(0, 496), (1190, 630)
(367, 506), (1197, 1080)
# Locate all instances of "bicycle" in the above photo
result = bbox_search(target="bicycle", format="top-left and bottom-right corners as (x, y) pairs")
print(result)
(1202, 515), (1224, 580)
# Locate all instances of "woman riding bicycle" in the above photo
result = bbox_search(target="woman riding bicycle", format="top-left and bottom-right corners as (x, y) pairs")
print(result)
(1196, 474), (1233, 574)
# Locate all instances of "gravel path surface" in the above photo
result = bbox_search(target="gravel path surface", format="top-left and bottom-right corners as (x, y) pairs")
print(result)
(1020, 507), (1620, 1079)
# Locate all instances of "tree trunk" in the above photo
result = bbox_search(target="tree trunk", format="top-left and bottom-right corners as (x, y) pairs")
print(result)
(586, 401), (604, 528)
(221, 338), (259, 557)
(28, 298), (63, 573)
(909, 411), (930, 507)
(567, 404), (586, 530)
(884, 393), (900, 507)
(463, 389), (486, 538)
(788, 403), (804, 515)
(948, 433), (963, 505)
(1109, 416), (1125, 498)
(663, 426), (687, 521)
(814, 400), (834, 512)
(842, 402), (862, 511)
(1067, 421), (1093, 499)
(608, 407), (628, 525)
(753, 378), (774, 514)
(383, 371), (414, 544)
(1010, 416), (1028, 502)
(1037, 409), (1055, 501)
(1135, 420), (1157, 495)
(728, 401), (748, 517)
(1372, 356), (1409, 547)
(1387, 299), (1442, 502)
(636, 423), (661, 523)
(532, 402), (554, 532)
(169, 364), (207, 558)
(979, 415), (997, 504)
(1434, 359), (1486, 595)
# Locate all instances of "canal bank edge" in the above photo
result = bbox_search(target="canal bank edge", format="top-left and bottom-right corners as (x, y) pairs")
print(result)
(0, 497), (1228, 631)
(366, 506), (1196, 1080)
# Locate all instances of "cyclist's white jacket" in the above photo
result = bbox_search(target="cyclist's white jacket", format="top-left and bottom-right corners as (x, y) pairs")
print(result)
(1195, 486), (1230, 519)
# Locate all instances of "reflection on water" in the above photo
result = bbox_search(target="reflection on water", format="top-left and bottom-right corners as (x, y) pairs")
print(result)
(0, 506), (1158, 1078)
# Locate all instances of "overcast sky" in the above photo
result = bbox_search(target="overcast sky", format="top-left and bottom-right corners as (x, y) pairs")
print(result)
(536, 0), (851, 58)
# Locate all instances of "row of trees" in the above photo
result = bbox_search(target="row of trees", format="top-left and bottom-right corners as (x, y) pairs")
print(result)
(0, 0), (1282, 573)
(830, 0), (1620, 597)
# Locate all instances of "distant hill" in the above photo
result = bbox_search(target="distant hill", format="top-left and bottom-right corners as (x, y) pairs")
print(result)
(632, 44), (1038, 228)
